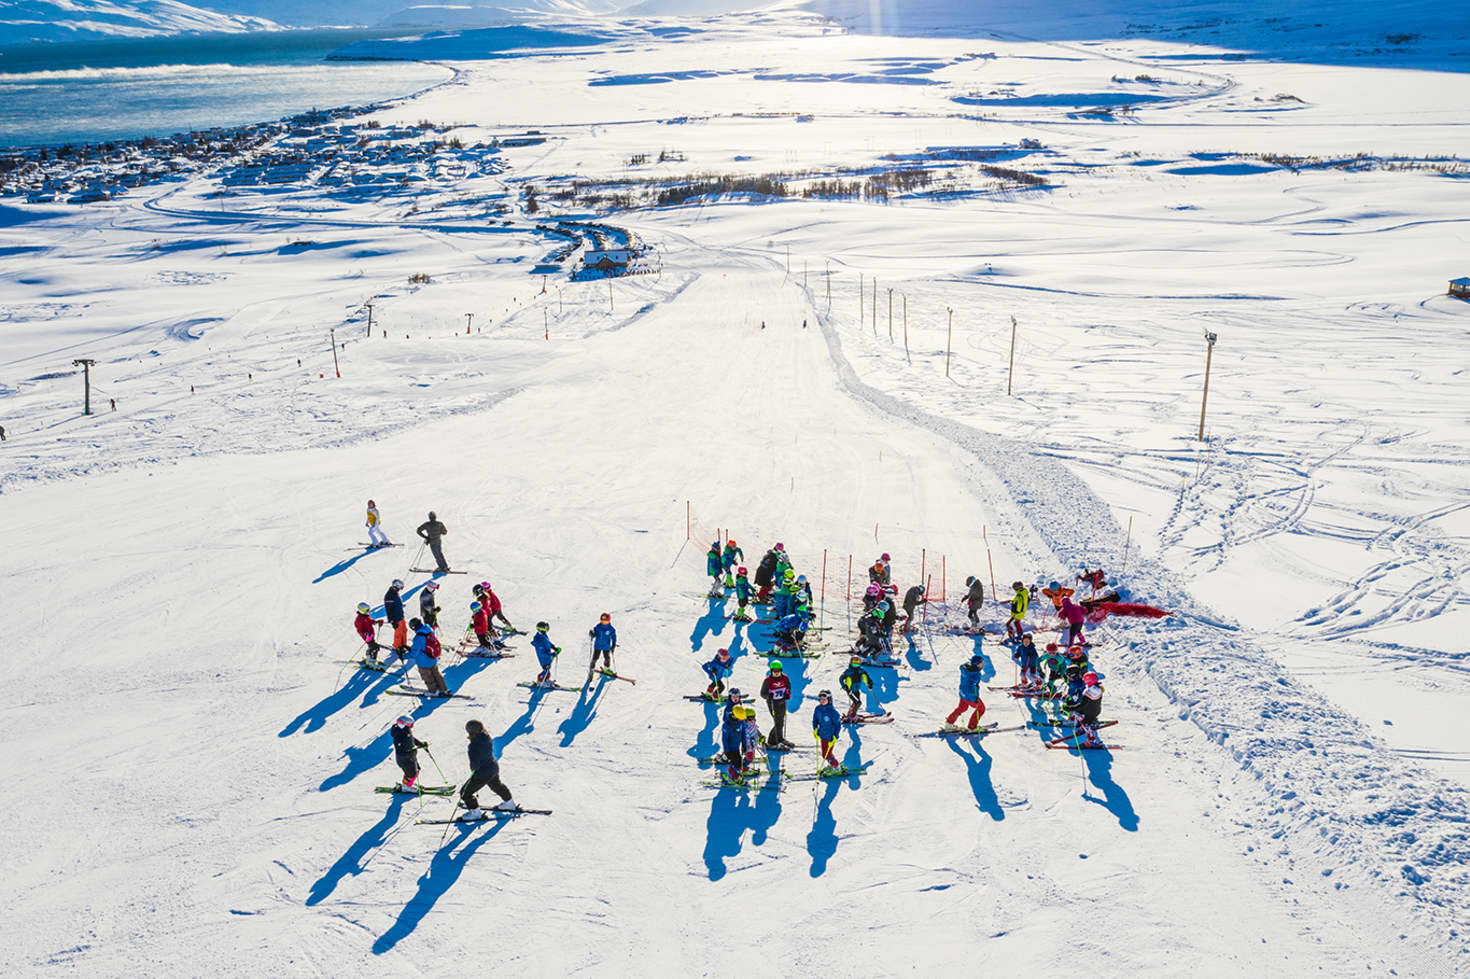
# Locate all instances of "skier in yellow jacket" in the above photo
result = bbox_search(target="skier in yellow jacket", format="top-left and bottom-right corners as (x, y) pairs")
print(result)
(366, 499), (391, 548)
(1006, 580), (1029, 640)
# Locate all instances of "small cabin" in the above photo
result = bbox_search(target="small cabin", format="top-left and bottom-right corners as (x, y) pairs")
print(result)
(1450, 276), (1470, 299)
(584, 247), (631, 271)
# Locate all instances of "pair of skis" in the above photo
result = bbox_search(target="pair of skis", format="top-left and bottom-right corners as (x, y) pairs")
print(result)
(842, 712), (894, 726)
(416, 808), (553, 824)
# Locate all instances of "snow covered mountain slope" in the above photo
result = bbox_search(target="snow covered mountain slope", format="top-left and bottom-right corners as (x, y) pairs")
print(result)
(2, 8), (1468, 976)
(0, 0), (278, 43)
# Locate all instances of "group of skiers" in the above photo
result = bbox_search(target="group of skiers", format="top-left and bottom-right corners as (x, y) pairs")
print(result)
(361, 500), (452, 573)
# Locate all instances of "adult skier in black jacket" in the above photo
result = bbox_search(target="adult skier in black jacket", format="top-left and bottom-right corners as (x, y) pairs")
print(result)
(460, 719), (519, 818)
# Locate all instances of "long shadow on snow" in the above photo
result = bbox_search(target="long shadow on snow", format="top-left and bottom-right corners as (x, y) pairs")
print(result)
(372, 818), (509, 955)
(689, 597), (728, 653)
(318, 677), (475, 792)
(498, 685), (555, 752)
(702, 776), (782, 881)
(306, 794), (411, 906)
(312, 546), (398, 585)
(944, 737), (1004, 821)
(805, 736), (865, 877)
(903, 634), (932, 672)
(1081, 750), (1138, 831)
(686, 700), (721, 762)
(558, 675), (608, 747)
(279, 665), (405, 738)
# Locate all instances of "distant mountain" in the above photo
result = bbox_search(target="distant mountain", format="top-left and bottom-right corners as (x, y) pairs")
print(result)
(185, 0), (609, 28)
(375, 1), (615, 28)
(0, 0), (278, 44)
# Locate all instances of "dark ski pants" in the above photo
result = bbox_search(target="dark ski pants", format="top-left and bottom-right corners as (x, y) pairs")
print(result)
(397, 754), (419, 782)
(461, 763), (511, 809)
(1066, 622), (1084, 646)
(967, 600), (981, 626)
(364, 639), (381, 660)
(766, 699), (787, 745)
(589, 649), (612, 672)
(428, 539), (448, 571)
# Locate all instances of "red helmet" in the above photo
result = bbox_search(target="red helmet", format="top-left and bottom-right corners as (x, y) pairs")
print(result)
(737, 566), (747, 575)
(599, 612), (611, 623)
(1083, 671), (1099, 686)
(726, 539), (736, 548)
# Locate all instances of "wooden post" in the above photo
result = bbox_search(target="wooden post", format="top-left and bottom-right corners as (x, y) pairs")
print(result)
(983, 525), (997, 605)
(544, 309), (548, 340)
(1199, 331), (1218, 441)
(465, 312), (473, 335)
(945, 307), (953, 378)
(365, 302), (374, 338)
(1007, 315), (1017, 396)
(920, 547), (926, 591)
(922, 574), (932, 624)
(1122, 515), (1133, 575)
(329, 328), (340, 378)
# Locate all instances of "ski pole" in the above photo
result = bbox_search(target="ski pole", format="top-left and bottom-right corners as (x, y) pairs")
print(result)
(439, 795), (463, 845)
(423, 745), (448, 785)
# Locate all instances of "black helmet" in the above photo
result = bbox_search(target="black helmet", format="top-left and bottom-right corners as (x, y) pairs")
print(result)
(428, 510), (437, 520)
(966, 576), (976, 586)
(465, 719), (485, 735)
(728, 687), (742, 699)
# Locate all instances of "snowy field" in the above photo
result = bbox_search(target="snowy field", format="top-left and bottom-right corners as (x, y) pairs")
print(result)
(2, 1), (1468, 975)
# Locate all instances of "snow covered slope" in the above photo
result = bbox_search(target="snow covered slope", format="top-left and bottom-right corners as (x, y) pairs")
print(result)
(0, 0), (278, 43)
(2, 5), (1468, 976)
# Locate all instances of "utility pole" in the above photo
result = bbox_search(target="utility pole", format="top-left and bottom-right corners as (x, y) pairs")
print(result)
(72, 358), (96, 415)
(329, 328), (340, 378)
(364, 302), (374, 338)
(1199, 330), (1218, 441)
(1007, 315), (1017, 396)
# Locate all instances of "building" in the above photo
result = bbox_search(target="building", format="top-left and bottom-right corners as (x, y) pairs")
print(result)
(1450, 276), (1470, 299)
(584, 247), (631, 272)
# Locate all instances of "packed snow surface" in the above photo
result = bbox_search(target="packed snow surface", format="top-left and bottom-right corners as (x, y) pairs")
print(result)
(2, 1), (1468, 974)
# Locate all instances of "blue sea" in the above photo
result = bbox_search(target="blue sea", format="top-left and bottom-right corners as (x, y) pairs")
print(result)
(0, 30), (452, 150)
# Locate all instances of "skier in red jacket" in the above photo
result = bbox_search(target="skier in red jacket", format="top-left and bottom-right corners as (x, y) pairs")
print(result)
(355, 602), (384, 664)
(759, 661), (794, 749)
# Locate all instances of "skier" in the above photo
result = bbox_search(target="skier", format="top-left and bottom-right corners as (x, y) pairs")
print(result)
(1040, 642), (1068, 696)
(773, 603), (809, 648)
(943, 653), (987, 731)
(965, 575), (985, 630)
(839, 655), (873, 720)
(855, 606), (885, 659)
(721, 539), (744, 588)
(812, 689), (843, 773)
(366, 499), (390, 548)
(1007, 580), (1029, 640)
(702, 647), (734, 698)
(468, 601), (499, 654)
(901, 583), (926, 633)
(531, 621), (560, 687)
(1077, 567), (1107, 596)
(731, 567), (755, 621)
(587, 612), (617, 677)
(705, 542), (723, 594)
(754, 546), (779, 603)
(390, 715), (427, 791)
(740, 705), (761, 767)
(722, 687), (745, 726)
(760, 660), (793, 749)
(794, 574), (814, 610)
(1042, 580), (1075, 611)
(1062, 644), (1091, 709)
(1073, 672), (1105, 747)
(472, 581), (515, 633)
(384, 579), (408, 656)
(354, 602), (384, 664)
(1058, 595), (1086, 647)
(460, 718), (518, 818)
(416, 511), (449, 572)
(862, 583), (883, 614)
(868, 553), (891, 586)
(1013, 632), (1041, 689)
(720, 702), (746, 777)
(876, 598), (898, 644)
(419, 580), (441, 630)
(409, 617), (450, 696)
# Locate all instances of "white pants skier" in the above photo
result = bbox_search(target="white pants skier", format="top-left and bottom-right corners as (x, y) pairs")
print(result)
(368, 523), (389, 547)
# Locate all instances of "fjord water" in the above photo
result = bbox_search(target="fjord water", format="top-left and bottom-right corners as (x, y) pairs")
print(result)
(0, 30), (450, 149)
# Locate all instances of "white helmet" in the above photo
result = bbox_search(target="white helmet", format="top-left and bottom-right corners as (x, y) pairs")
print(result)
(395, 715), (414, 728)
(391, 579), (404, 590)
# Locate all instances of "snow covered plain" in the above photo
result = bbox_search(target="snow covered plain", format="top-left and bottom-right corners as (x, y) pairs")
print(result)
(2, 2), (1468, 974)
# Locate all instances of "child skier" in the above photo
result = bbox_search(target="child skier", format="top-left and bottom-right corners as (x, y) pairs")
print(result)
(385, 579), (408, 655)
(461, 718), (518, 818)
(722, 539), (743, 588)
(390, 715), (427, 791)
(773, 604), (809, 648)
(721, 705), (755, 781)
(1007, 581), (1029, 640)
(754, 547), (779, 603)
(366, 499), (390, 548)
(759, 660), (793, 749)
(863, 583), (883, 614)
(901, 583), (926, 633)
(840, 656), (873, 720)
(868, 553), (891, 586)
(1041, 642), (1068, 696)
(587, 612), (617, 678)
(1073, 672), (1105, 747)
(703, 648), (734, 698)
(1042, 580), (1075, 611)
(531, 621), (560, 687)
(1013, 632), (1041, 689)
(812, 689), (843, 774)
(965, 576), (985, 629)
(740, 705), (761, 767)
(469, 600), (506, 655)
(855, 606), (885, 659)
(731, 567), (754, 621)
(1063, 644), (1091, 709)
(419, 580), (441, 630)
(354, 602), (384, 664)
(472, 581), (515, 633)
(1058, 595), (1086, 647)
(706, 543), (723, 593)
(944, 653), (987, 731)
(409, 618), (449, 696)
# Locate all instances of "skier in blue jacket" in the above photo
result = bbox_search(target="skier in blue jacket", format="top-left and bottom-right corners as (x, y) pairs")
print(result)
(773, 605), (809, 647)
(587, 612), (617, 677)
(811, 689), (844, 772)
(731, 567), (754, 621)
(703, 647), (734, 698)
(720, 704), (750, 779)
(531, 621), (560, 686)
(705, 543), (723, 591)
(721, 539), (744, 587)
(943, 653), (987, 731)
